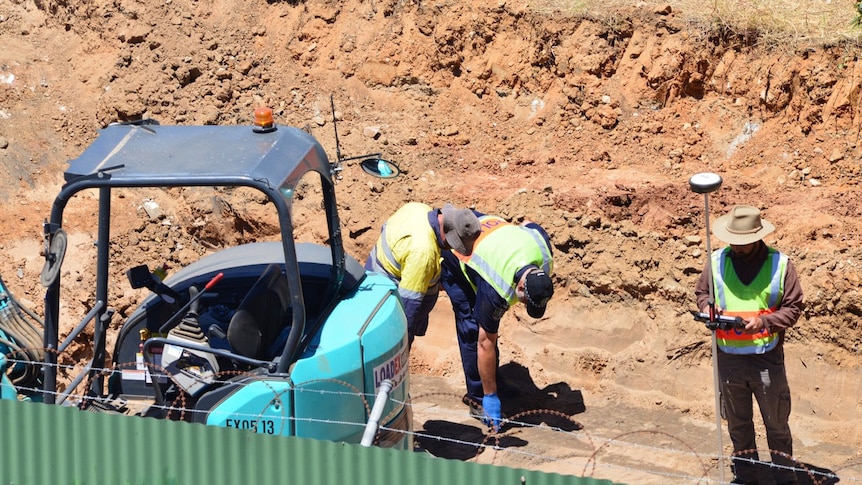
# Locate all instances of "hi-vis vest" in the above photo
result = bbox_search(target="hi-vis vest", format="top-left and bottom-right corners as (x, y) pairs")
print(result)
(456, 215), (553, 307)
(371, 202), (441, 301)
(711, 246), (788, 355)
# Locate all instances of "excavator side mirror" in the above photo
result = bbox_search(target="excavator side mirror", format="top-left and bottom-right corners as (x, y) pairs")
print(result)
(360, 158), (400, 179)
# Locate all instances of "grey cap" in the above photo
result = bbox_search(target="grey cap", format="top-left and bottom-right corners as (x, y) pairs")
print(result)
(441, 204), (481, 255)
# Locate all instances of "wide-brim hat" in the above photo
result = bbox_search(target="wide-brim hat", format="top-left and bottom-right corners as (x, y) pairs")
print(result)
(712, 205), (775, 245)
(441, 204), (481, 255)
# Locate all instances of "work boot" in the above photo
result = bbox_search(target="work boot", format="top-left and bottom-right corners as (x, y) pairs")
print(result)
(775, 480), (799, 485)
(774, 469), (800, 484)
(461, 394), (483, 421)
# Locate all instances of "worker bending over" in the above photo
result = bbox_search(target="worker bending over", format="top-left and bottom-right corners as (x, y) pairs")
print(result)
(367, 202), (481, 347)
(441, 212), (554, 430)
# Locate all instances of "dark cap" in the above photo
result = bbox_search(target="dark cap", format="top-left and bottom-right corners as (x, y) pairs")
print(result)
(524, 270), (554, 318)
(441, 204), (481, 255)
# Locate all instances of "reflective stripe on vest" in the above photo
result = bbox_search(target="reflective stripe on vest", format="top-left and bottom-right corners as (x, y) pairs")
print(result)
(371, 202), (441, 293)
(377, 223), (401, 274)
(459, 215), (553, 306)
(712, 247), (787, 355)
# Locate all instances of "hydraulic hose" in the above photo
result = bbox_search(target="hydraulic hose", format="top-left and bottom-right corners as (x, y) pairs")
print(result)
(0, 276), (45, 387)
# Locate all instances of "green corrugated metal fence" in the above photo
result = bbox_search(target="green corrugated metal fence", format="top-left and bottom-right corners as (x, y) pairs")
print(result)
(0, 400), (622, 485)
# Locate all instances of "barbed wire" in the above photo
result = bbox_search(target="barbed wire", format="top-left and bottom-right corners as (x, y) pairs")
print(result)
(3, 348), (861, 484)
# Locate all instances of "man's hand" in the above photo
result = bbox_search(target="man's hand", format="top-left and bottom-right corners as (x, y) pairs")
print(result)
(482, 393), (502, 431)
(743, 316), (767, 334)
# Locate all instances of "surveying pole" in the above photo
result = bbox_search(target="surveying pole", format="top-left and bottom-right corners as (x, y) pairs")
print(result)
(688, 172), (726, 483)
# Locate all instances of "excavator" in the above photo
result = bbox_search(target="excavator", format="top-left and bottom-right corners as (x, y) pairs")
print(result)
(1, 106), (412, 449)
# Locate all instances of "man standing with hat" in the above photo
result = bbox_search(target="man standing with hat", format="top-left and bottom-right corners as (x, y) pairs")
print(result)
(695, 205), (804, 485)
(440, 212), (554, 431)
(367, 202), (481, 348)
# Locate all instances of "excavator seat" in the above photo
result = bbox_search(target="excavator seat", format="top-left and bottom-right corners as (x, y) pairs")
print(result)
(226, 264), (292, 361)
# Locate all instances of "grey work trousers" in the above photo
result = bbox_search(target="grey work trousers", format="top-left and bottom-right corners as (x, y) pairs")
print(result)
(718, 346), (796, 483)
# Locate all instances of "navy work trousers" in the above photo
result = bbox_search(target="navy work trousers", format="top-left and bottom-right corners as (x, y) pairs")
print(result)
(439, 252), (497, 402)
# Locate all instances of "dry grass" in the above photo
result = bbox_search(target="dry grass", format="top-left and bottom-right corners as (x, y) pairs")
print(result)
(530, 0), (862, 49)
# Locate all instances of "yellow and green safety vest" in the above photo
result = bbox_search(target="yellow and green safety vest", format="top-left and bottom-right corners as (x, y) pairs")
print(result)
(455, 215), (553, 307)
(711, 246), (788, 355)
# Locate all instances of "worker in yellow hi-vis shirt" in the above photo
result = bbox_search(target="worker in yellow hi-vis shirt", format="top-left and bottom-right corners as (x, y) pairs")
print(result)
(366, 202), (480, 348)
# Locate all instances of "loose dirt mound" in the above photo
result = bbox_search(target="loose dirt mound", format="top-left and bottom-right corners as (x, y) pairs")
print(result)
(2, 0), (862, 483)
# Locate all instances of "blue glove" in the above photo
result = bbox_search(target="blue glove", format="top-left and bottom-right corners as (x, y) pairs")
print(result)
(482, 393), (502, 431)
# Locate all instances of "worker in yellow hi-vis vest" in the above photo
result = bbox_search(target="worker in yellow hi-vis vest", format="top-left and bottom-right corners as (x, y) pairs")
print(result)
(440, 211), (554, 431)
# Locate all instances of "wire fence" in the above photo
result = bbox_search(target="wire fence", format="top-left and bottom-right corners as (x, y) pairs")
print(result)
(4, 351), (861, 485)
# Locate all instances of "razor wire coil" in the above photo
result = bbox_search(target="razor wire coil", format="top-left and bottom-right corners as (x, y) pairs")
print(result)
(4, 354), (859, 485)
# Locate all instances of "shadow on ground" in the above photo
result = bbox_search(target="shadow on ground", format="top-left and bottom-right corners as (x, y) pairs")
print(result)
(734, 459), (839, 484)
(415, 420), (528, 459)
(797, 461), (840, 485)
(497, 361), (586, 431)
(415, 360), (585, 460)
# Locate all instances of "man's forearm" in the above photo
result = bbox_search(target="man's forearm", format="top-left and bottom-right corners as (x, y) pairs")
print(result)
(477, 330), (498, 395)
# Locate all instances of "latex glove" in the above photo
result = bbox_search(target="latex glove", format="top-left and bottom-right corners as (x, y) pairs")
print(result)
(482, 393), (502, 431)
